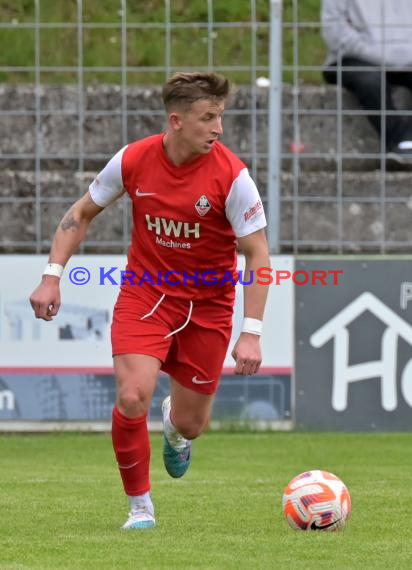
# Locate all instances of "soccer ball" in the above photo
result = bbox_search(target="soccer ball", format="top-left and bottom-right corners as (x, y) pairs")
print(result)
(282, 470), (351, 531)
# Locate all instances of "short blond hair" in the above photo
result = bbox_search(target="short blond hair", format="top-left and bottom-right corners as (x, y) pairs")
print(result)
(162, 71), (230, 111)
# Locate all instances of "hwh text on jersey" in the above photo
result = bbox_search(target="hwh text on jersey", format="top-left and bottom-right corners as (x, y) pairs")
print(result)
(145, 214), (200, 239)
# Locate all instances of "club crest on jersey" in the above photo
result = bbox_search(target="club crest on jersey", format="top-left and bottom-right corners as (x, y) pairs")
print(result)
(195, 195), (211, 217)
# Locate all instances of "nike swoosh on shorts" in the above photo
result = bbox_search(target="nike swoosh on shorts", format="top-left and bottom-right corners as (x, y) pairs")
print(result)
(191, 376), (214, 384)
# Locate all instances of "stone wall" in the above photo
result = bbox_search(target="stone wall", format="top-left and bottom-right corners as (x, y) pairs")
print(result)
(1, 84), (411, 252)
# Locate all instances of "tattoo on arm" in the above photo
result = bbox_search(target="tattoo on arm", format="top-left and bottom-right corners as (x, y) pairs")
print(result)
(60, 209), (80, 232)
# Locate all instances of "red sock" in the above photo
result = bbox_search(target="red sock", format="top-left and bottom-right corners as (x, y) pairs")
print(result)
(111, 405), (151, 496)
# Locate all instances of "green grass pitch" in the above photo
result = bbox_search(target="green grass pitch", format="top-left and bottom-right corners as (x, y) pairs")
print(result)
(1, 432), (412, 570)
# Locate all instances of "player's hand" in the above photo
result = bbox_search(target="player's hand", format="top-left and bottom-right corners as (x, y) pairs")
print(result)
(231, 333), (262, 376)
(29, 276), (61, 321)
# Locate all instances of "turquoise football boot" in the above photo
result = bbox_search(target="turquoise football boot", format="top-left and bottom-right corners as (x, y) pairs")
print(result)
(162, 396), (192, 478)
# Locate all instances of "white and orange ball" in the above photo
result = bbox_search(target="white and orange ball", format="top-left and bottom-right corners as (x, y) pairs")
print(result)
(282, 470), (351, 531)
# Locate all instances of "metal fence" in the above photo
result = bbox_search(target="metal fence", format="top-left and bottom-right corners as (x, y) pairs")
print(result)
(1, 0), (411, 254)
(281, 0), (412, 254)
(0, 0), (279, 252)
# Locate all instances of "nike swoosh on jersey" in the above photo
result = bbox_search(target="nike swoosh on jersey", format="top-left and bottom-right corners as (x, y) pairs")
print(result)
(191, 376), (214, 384)
(135, 189), (156, 197)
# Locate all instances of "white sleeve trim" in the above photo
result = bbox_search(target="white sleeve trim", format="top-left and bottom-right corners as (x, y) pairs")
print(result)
(89, 146), (127, 207)
(225, 168), (267, 237)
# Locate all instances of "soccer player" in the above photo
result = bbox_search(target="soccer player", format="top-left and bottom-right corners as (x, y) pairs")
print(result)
(29, 72), (270, 529)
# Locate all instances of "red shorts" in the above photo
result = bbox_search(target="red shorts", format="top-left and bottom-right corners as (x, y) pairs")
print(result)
(111, 286), (235, 395)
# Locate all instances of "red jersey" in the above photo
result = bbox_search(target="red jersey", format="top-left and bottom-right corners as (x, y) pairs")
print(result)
(89, 134), (266, 299)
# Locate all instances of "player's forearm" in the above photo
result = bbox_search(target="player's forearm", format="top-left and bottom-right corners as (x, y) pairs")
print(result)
(242, 250), (270, 320)
(47, 205), (92, 267)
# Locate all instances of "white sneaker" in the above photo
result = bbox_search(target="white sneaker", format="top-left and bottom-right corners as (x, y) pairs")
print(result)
(122, 502), (155, 530)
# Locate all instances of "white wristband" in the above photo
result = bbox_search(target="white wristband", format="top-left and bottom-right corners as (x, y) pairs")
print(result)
(43, 263), (64, 278)
(241, 317), (263, 336)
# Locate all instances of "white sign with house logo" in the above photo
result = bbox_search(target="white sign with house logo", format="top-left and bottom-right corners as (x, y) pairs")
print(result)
(295, 259), (412, 430)
(310, 292), (412, 412)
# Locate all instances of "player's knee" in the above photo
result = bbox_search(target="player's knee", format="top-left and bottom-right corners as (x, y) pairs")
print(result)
(117, 386), (150, 417)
